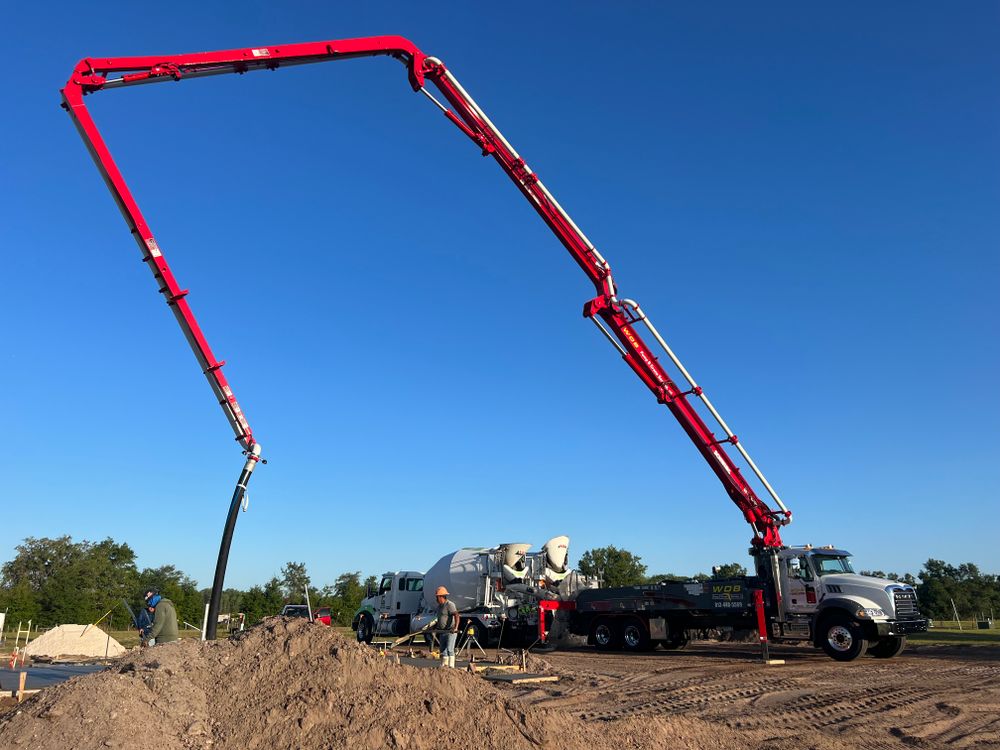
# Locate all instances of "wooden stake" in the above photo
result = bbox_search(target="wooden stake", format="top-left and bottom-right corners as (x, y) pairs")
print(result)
(17, 672), (26, 703)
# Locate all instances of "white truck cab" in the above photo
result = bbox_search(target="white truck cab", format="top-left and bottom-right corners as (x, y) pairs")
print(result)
(773, 545), (926, 660)
(351, 571), (424, 642)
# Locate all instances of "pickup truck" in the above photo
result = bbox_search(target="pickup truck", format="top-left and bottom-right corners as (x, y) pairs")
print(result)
(280, 604), (311, 619)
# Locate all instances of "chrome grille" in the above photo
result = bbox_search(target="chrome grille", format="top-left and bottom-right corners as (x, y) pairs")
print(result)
(893, 589), (920, 618)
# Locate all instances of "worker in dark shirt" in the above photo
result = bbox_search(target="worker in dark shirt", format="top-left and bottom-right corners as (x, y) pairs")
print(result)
(434, 586), (459, 668)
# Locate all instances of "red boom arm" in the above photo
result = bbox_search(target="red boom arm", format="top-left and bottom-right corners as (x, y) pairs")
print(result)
(61, 35), (791, 548)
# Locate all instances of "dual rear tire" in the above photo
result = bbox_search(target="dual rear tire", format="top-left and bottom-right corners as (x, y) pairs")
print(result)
(868, 635), (907, 658)
(592, 617), (658, 652)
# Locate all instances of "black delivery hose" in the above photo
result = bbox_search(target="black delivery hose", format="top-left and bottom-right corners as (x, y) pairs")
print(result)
(206, 451), (260, 640)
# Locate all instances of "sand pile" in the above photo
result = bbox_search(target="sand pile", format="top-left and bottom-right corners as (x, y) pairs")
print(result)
(0, 618), (773, 749)
(23, 624), (125, 659)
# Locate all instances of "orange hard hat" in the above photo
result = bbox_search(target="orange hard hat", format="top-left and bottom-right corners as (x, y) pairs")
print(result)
(435, 586), (449, 597)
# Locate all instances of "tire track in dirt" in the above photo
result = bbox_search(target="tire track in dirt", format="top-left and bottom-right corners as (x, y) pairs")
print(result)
(512, 644), (1000, 748)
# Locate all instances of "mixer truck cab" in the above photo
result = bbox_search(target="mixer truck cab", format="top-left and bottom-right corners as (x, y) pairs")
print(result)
(352, 571), (424, 643)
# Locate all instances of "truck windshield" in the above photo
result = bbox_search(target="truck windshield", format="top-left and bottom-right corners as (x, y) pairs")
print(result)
(812, 555), (855, 576)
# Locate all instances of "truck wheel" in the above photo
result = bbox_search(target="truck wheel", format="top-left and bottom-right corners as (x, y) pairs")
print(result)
(356, 613), (374, 644)
(592, 618), (620, 650)
(622, 618), (652, 652)
(661, 631), (690, 650)
(820, 616), (867, 661)
(868, 636), (907, 658)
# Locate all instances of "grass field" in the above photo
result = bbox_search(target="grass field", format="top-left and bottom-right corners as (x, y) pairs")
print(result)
(909, 624), (1000, 647)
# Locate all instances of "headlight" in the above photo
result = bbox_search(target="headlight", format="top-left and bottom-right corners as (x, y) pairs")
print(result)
(864, 608), (885, 618)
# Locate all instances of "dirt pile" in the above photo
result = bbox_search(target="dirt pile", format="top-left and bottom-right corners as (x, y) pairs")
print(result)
(0, 617), (769, 750)
(23, 624), (125, 659)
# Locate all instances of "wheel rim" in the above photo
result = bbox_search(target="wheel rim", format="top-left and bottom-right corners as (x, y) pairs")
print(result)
(827, 624), (854, 652)
(358, 619), (369, 639)
(595, 624), (613, 646)
(623, 625), (641, 648)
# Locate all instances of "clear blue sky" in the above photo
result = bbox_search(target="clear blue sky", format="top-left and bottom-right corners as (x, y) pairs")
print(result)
(2, 2), (997, 590)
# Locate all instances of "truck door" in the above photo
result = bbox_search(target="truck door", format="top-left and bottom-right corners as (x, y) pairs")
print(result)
(781, 554), (818, 614)
(378, 575), (393, 613)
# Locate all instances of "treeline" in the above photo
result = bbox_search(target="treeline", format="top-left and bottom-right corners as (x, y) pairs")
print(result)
(577, 545), (749, 586)
(0, 536), (205, 630)
(2, 537), (997, 631)
(0, 537), (376, 631)
(860, 559), (1000, 621)
(214, 562), (376, 627)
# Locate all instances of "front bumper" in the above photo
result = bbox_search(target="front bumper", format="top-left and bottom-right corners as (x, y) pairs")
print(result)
(877, 618), (928, 636)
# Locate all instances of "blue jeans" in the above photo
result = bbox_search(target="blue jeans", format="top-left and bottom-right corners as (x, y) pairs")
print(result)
(438, 631), (457, 657)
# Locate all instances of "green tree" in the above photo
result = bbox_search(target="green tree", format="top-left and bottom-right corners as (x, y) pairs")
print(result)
(263, 577), (285, 613)
(2, 536), (82, 592)
(0, 582), (40, 626)
(1, 536), (139, 627)
(644, 573), (687, 583)
(860, 570), (917, 586)
(280, 562), (310, 600)
(711, 562), (748, 579)
(917, 559), (1000, 621)
(240, 585), (270, 624)
(578, 546), (647, 588)
(329, 572), (365, 626)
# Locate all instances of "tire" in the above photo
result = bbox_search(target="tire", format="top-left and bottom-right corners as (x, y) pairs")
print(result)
(819, 615), (868, 661)
(355, 613), (374, 644)
(661, 632), (690, 650)
(621, 617), (652, 652)
(591, 618), (620, 651)
(868, 636), (907, 659)
(660, 624), (690, 651)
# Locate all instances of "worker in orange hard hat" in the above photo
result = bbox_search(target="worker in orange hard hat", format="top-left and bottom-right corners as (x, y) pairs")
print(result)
(435, 586), (459, 668)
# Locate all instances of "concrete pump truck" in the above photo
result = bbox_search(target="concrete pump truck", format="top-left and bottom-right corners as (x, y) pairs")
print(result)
(62, 35), (926, 657)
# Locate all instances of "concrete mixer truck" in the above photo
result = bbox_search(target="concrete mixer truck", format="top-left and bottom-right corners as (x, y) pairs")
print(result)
(352, 536), (595, 646)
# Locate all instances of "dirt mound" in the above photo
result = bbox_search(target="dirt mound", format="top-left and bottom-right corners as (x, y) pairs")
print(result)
(0, 618), (767, 749)
(23, 624), (125, 659)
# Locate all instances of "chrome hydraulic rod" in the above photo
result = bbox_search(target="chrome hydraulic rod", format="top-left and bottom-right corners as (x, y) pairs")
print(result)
(620, 298), (789, 517)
